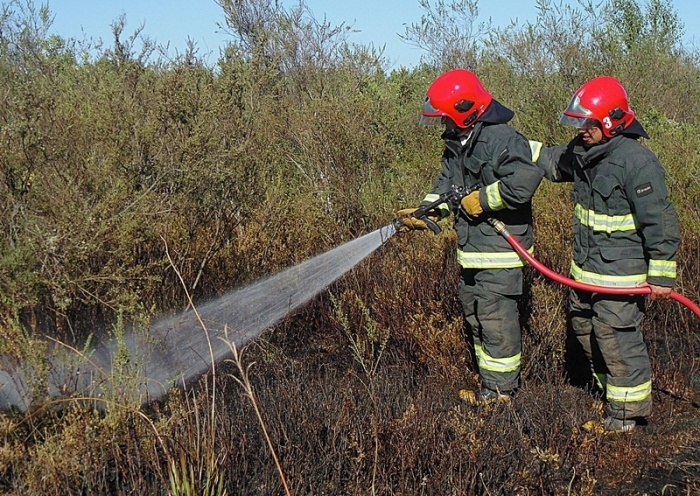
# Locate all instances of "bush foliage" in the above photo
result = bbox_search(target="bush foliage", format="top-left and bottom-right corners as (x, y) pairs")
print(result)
(1, 0), (699, 494)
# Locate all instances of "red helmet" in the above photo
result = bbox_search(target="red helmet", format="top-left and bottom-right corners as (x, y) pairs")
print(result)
(420, 69), (493, 128)
(559, 76), (635, 138)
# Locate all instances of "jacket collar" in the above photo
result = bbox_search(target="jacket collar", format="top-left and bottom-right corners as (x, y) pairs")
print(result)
(571, 134), (625, 167)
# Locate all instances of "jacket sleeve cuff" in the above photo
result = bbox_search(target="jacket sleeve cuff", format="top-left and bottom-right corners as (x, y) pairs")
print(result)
(647, 259), (677, 287)
(420, 194), (451, 218)
(483, 181), (504, 211)
(646, 276), (675, 288)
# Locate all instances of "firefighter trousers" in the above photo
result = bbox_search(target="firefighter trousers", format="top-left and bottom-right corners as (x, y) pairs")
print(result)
(569, 288), (651, 419)
(458, 267), (523, 393)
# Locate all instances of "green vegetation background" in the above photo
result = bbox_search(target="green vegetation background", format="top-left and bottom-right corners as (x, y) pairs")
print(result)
(1, 0), (699, 494)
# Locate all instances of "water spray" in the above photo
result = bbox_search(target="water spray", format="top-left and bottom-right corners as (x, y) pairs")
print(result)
(0, 225), (397, 412)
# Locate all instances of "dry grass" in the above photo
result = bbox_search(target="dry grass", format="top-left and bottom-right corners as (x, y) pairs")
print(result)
(5, 234), (698, 494)
(2, 0), (700, 493)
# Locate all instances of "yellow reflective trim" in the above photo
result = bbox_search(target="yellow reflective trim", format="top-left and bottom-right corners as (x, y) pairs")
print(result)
(457, 246), (533, 269)
(436, 203), (451, 217)
(529, 140), (543, 162)
(474, 344), (521, 373)
(607, 380), (652, 403)
(648, 259), (677, 279)
(574, 204), (639, 233)
(593, 372), (606, 389)
(422, 194), (451, 218)
(570, 262), (646, 287)
(485, 181), (504, 211)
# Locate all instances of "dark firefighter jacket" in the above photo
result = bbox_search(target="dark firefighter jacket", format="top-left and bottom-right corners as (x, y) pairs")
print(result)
(533, 122), (680, 288)
(421, 100), (544, 269)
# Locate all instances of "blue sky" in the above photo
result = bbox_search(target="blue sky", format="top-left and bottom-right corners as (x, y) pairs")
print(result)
(44, 0), (700, 68)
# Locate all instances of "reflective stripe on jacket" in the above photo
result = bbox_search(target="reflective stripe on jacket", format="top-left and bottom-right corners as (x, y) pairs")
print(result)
(423, 122), (543, 269)
(534, 135), (680, 287)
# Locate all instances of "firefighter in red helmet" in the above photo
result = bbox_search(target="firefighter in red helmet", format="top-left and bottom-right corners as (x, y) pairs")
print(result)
(532, 76), (680, 432)
(397, 69), (543, 404)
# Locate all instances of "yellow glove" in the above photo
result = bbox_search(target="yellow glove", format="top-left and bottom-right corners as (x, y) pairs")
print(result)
(396, 208), (427, 230)
(396, 207), (439, 231)
(460, 190), (483, 217)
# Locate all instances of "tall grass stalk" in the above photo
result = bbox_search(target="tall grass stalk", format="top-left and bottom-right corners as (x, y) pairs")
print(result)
(331, 292), (390, 495)
(223, 333), (291, 496)
(164, 236), (226, 494)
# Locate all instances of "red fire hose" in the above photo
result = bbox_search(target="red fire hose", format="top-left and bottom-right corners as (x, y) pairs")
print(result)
(486, 218), (700, 319)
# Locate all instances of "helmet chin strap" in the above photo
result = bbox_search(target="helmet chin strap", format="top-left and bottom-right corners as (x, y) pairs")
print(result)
(442, 128), (462, 140)
(443, 125), (474, 142)
(458, 126), (474, 138)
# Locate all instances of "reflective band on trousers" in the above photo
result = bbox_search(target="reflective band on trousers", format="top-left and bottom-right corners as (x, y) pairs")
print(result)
(485, 181), (504, 211)
(458, 246), (533, 269)
(474, 344), (521, 373)
(574, 203), (639, 233)
(606, 380), (652, 403)
(570, 262), (646, 287)
(648, 259), (677, 279)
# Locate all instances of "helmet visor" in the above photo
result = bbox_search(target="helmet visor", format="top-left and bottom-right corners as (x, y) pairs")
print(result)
(419, 115), (444, 126)
(559, 93), (600, 129)
(420, 97), (444, 126)
(559, 114), (600, 129)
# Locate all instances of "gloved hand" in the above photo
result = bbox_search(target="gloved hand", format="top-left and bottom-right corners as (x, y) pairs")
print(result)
(461, 190), (483, 217)
(396, 207), (435, 231)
